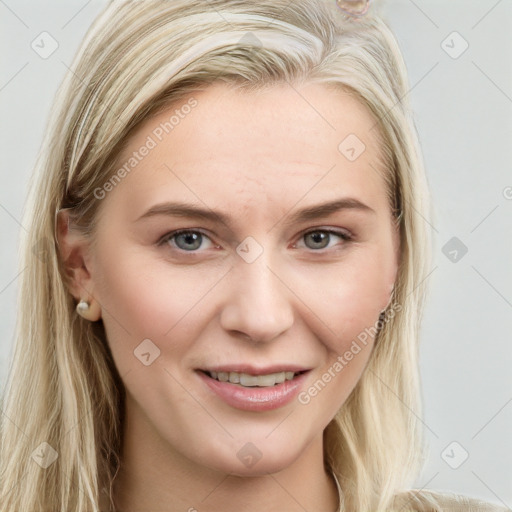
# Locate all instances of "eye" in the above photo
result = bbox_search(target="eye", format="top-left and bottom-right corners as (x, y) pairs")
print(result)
(296, 229), (352, 251)
(158, 230), (215, 252)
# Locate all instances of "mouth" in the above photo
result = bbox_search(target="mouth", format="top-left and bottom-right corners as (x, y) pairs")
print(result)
(199, 369), (309, 388)
(196, 366), (311, 411)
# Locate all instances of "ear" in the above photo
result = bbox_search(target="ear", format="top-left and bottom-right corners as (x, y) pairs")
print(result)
(383, 218), (401, 312)
(383, 282), (395, 311)
(56, 208), (101, 319)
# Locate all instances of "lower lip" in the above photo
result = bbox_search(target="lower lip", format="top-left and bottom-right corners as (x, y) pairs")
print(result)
(197, 371), (310, 412)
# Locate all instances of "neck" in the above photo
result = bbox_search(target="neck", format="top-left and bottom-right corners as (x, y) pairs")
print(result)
(110, 396), (339, 512)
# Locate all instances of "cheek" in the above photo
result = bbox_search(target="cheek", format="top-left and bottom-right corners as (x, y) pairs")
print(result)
(294, 253), (391, 413)
(92, 244), (219, 363)
(293, 247), (394, 352)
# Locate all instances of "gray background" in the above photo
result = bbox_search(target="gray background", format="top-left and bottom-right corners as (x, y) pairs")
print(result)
(0, 0), (511, 505)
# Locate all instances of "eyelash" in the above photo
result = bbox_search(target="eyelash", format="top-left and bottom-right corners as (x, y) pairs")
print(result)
(295, 228), (353, 250)
(157, 228), (353, 254)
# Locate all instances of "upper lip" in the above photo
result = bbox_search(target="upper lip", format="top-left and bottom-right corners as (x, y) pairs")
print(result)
(198, 365), (311, 376)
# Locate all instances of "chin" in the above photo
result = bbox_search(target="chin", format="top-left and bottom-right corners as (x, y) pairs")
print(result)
(196, 435), (308, 477)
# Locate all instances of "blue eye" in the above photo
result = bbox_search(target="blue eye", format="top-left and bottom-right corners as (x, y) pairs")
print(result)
(300, 229), (352, 250)
(158, 228), (352, 254)
(159, 230), (214, 252)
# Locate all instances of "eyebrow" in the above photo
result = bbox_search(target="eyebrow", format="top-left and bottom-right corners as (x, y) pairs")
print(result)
(135, 197), (375, 228)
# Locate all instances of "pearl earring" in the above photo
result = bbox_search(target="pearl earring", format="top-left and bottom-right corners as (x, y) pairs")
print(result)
(76, 298), (101, 321)
(76, 299), (90, 316)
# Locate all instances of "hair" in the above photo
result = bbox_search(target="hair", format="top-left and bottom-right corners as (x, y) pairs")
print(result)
(0, 1), (437, 511)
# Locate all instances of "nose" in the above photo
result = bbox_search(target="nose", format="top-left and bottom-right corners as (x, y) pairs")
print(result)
(219, 256), (294, 344)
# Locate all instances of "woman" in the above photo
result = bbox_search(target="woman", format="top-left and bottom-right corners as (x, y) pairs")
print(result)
(0, 1), (508, 510)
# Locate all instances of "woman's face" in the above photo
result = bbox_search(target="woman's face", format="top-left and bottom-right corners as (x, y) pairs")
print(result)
(80, 82), (399, 475)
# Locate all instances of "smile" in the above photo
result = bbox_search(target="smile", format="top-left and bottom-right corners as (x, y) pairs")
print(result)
(206, 370), (306, 387)
(197, 368), (311, 411)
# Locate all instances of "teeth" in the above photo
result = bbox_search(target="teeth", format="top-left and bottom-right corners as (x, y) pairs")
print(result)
(274, 372), (285, 384)
(217, 372), (229, 382)
(240, 374), (265, 386)
(207, 370), (299, 387)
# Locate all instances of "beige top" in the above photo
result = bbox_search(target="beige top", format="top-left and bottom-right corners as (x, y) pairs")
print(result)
(390, 489), (511, 512)
(332, 472), (511, 511)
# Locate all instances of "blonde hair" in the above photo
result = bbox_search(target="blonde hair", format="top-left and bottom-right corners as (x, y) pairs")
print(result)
(0, 1), (436, 510)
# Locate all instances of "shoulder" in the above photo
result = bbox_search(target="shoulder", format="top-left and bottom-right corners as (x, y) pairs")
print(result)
(390, 488), (511, 512)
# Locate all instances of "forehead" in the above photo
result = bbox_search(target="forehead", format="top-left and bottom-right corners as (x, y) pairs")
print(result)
(107, 82), (389, 218)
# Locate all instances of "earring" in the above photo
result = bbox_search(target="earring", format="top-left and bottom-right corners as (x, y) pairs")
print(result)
(76, 299), (89, 315)
(375, 308), (388, 334)
(76, 298), (101, 321)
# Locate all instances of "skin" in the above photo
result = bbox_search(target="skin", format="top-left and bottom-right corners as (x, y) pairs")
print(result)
(58, 82), (399, 512)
